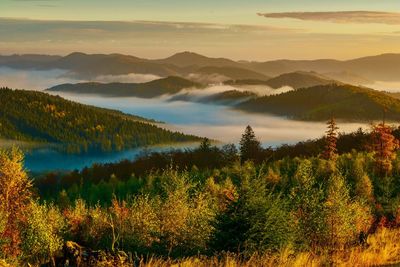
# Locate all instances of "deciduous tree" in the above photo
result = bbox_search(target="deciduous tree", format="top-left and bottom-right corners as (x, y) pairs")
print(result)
(371, 122), (399, 176)
(0, 148), (32, 258)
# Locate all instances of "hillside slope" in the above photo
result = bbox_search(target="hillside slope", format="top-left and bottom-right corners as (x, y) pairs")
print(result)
(0, 88), (199, 152)
(237, 84), (400, 121)
(263, 71), (339, 89)
(48, 76), (202, 98)
(225, 71), (339, 89)
(48, 52), (183, 77)
(156, 51), (241, 68)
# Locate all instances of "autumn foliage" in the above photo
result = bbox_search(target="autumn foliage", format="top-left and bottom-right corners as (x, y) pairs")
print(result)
(2, 124), (400, 265)
(0, 148), (32, 258)
(370, 122), (399, 176)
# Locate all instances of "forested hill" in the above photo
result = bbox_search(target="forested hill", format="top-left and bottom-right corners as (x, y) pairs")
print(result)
(0, 88), (200, 153)
(225, 71), (338, 89)
(47, 76), (202, 98)
(237, 84), (400, 121)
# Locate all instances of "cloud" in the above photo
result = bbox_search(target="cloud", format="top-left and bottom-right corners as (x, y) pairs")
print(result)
(0, 67), (80, 90)
(258, 11), (400, 25)
(94, 73), (161, 83)
(0, 18), (299, 38)
(0, 17), (398, 61)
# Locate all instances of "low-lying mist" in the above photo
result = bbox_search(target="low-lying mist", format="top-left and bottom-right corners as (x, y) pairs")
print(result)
(0, 67), (80, 90)
(91, 73), (162, 83)
(0, 68), (388, 146)
(54, 92), (367, 146)
(169, 83), (295, 102)
(366, 81), (400, 93)
(2, 68), (398, 172)
(0, 68), (162, 90)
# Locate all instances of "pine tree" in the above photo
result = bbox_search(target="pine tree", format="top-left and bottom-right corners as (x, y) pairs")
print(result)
(198, 138), (212, 152)
(371, 122), (399, 176)
(323, 117), (339, 160)
(239, 125), (262, 163)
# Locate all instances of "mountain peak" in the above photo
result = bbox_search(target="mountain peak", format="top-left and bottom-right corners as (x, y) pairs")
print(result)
(165, 51), (208, 60)
(159, 51), (240, 68)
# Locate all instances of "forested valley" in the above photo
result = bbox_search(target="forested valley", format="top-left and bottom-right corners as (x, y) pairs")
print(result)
(2, 119), (400, 266)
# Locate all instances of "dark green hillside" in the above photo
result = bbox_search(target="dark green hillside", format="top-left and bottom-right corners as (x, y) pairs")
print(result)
(48, 76), (202, 98)
(264, 71), (338, 89)
(201, 90), (257, 105)
(237, 84), (400, 121)
(225, 71), (338, 89)
(0, 88), (200, 153)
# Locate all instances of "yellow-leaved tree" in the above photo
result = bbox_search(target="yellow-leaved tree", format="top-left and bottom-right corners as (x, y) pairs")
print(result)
(0, 148), (32, 259)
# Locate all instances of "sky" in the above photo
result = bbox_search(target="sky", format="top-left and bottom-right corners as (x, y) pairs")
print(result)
(1, 0), (400, 60)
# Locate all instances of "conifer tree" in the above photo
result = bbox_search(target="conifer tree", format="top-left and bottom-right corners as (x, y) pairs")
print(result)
(199, 138), (212, 152)
(239, 125), (262, 163)
(323, 117), (339, 160)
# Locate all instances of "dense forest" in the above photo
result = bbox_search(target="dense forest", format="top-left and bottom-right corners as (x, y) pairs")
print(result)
(238, 84), (400, 121)
(225, 71), (337, 89)
(0, 88), (200, 153)
(2, 119), (400, 266)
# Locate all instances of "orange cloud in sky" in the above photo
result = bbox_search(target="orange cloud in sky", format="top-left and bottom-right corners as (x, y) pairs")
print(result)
(258, 11), (400, 25)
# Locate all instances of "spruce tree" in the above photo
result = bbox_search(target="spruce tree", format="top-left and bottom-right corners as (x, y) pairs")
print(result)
(323, 117), (339, 160)
(239, 125), (262, 163)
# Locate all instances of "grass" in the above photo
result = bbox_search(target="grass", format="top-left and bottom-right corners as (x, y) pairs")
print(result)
(1, 228), (399, 266)
(134, 228), (400, 267)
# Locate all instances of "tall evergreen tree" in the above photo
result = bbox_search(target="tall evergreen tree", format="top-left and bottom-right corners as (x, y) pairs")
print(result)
(198, 138), (212, 152)
(239, 125), (262, 163)
(323, 117), (339, 160)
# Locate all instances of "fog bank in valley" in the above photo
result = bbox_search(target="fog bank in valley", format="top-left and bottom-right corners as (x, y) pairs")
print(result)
(0, 68), (379, 146)
(56, 92), (367, 146)
(92, 73), (162, 83)
(0, 67), (80, 90)
(0, 68), (162, 90)
(366, 81), (400, 93)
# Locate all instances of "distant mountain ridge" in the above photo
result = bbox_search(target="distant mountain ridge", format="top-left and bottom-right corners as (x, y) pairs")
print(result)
(155, 51), (242, 68)
(2, 51), (400, 82)
(47, 76), (202, 98)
